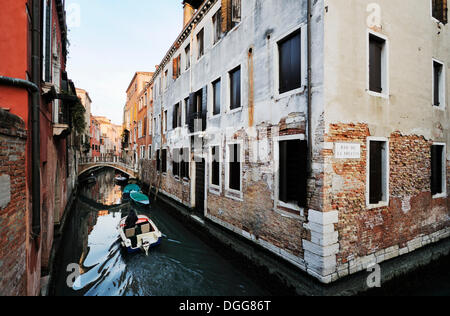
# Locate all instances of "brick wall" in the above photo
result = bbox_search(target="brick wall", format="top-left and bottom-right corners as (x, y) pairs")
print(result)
(324, 123), (450, 269)
(0, 109), (27, 296)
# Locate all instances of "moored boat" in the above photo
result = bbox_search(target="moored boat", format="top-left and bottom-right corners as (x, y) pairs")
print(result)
(118, 215), (162, 255)
(122, 184), (141, 199)
(115, 175), (128, 184)
(130, 191), (150, 206)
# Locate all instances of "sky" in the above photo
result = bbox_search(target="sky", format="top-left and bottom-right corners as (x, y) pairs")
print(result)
(65, 0), (184, 125)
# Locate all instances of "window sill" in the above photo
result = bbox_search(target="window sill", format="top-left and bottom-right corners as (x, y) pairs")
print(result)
(197, 55), (205, 63)
(367, 90), (389, 99)
(209, 113), (221, 119)
(227, 107), (242, 115)
(432, 193), (447, 199)
(432, 104), (446, 111)
(212, 37), (224, 50)
(228, 22), (241, 35)
(225, 189), (243, 202)
(274, 204), (305, 220)
(366, 201), (389, 209)
(209, 185), (221, 196)
(275, 86), (305, 101)
(431, 16), (446, 25)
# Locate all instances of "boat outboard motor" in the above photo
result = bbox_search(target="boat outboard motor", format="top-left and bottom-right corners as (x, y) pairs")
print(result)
(125, 210), (138, 229)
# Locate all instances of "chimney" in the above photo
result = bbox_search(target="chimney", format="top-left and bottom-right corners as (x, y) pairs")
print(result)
(183, 1), (195, 27)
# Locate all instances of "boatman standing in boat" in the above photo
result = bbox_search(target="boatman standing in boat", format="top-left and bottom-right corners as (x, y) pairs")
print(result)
(125, 210), (139, 229)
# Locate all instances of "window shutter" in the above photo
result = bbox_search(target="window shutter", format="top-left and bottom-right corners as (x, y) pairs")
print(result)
(188, 93), (196, 132)
(202, 86), (208, 131)
(222, 0), (232, 33)
(185, 98), (190, 125)
(172, 57), (178, 79)
(172, 104), (177, 129)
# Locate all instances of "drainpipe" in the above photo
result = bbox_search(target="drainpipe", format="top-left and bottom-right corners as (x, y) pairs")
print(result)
(31, 0), (42, 237)
(307, 0), (313, 174)
(0, 76), (39, 93)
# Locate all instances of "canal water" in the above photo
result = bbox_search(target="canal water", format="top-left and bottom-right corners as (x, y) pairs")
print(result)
(51, 168), (276, 296)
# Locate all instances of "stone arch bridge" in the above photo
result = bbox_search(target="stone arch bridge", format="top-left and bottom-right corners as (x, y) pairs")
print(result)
(78, 157), (138, 179)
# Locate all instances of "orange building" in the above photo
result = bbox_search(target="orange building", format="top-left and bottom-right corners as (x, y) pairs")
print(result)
(123, 72), (153, 166)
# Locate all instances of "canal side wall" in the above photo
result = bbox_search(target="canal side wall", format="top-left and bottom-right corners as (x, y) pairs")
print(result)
(152, 187), (450, 296)
(0, 109), (28, 296)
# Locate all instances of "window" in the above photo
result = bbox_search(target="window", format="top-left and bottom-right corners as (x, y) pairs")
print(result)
(229, 67), (241, 110)
(138, 120), (142, 138)
(212, 79), (221, 116)
(367, 139), (389, 206)
(432, 0), (448, 24)
(228, 144), (241, 191)
(42, 0), (52, 82)
(184, 97), (190, 126)
(173, 148), (180, 178)
(153, 117), (157, 135)
(278, 29), (301, 94)
(197, 29), (204, 59)
(143, 116), (147, 136)
(156, 149), (161, 171)
(162, 149), (167, 173)
(433, 60), (445, 108)
(163, 110), (168, 132)
(369, 33), (387, 95)
(164, 70), (169, 89)
(231, 0), (241, 27)
(188, 87), (207, 132)
(173, 54), (181, 79)
(278, 139), (308, 207)
(213, 9), (223, 44)
(431, 144), (446, 196)
(211, 146), (221, 187)
(179, 148), (189, 179)
(148, 145), (152, 160)
(173, 102), (182, 129)
(185, 44), (191, 70)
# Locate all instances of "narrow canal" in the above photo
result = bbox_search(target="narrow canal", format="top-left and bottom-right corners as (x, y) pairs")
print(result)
(51, 168), (278, 296)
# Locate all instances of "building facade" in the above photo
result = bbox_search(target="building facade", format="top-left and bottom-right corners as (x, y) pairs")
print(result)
(131, 0), (450, 284)
(123, 72), (153, 167)
(90, 116), (101, 158)
(76, 88), (92, 157)
(0, 0), (79, 295)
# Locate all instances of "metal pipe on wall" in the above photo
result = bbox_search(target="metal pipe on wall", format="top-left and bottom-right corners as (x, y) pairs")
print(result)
(31, 0), (42, 237)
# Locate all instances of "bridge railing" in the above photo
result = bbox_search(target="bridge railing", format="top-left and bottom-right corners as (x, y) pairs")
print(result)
(79, 156), (132, 167)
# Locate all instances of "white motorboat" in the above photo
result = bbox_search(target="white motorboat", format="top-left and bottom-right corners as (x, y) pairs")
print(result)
(118, 215), (162, 255)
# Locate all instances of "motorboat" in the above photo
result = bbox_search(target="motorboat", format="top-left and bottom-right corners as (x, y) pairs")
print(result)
(130, 191), (150, 206)
(118, 215), (162, 255)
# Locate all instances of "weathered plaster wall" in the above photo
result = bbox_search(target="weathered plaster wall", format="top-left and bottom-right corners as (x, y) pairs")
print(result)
(148, 0), (325, 271)
(316, 0), (450, 282)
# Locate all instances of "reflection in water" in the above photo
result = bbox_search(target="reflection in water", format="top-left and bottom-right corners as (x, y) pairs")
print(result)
(53, 168), (274, 296)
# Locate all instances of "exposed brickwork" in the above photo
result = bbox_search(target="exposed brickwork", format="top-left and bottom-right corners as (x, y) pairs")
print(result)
(0, 109), (27, 296)
(323, 124), (450, 268)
